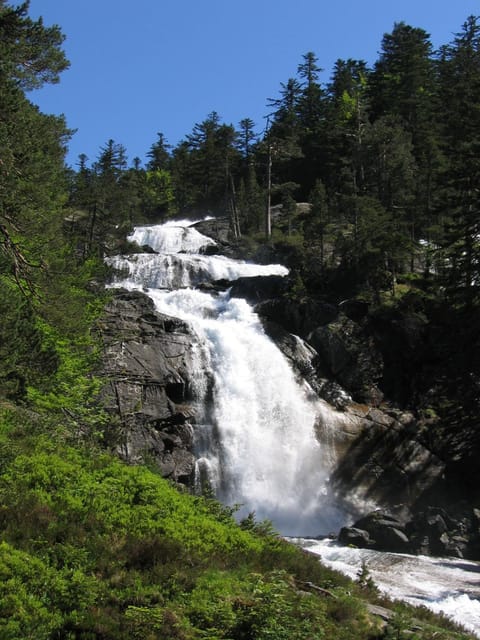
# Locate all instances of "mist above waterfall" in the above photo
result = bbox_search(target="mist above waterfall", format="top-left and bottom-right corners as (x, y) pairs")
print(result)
(108, 220), (347, 536)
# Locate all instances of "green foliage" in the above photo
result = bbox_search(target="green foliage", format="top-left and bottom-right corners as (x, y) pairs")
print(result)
(356, 561), (378, 593)
(0, 410), (472, 640)
(0, 542), (65, 639)
(228, 570), (327, 640)
(0, 1), (69, 90)
(25, 320), (101, 413)
(141, 168), (176, 219)
(0, 540), (99, 639)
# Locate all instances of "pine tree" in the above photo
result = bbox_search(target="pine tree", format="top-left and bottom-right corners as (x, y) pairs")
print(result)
(174, 112), (241, 215)
(295, 52), (327, 196)
(296, 51), (324, 133)
(237, 118), (257, 165)
(324, 59), (370, 210)
(437, 16), (480, 308)
(368, 22), (441, 241)
(146, 132), (171, 171)
(0, 1), (70, 291)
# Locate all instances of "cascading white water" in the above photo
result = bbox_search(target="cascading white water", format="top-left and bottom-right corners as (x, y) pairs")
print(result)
(300, 538), (480, 637)
(108, 218), (480, 635)
(108, 218), (344, 536)
(128, 218), (217, 254)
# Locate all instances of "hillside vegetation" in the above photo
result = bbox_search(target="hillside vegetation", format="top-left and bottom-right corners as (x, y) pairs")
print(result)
(0, 406), (475, 639)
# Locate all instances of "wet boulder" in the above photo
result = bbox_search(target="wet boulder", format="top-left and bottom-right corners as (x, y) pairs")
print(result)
(340, 511), (411, 553)
(338, 526), (372, 548)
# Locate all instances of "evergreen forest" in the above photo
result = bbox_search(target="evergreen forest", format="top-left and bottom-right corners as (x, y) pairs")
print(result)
(1, 1), (480, 638)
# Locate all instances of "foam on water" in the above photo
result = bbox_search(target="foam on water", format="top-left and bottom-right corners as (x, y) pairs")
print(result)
(299, 538), (480, 637)
(128, 219), (217, 254)
(107, 252), (288, 290)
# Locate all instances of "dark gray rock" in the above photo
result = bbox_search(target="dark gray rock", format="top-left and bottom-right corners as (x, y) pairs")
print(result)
(374, 526), (410, 552)
(257, 298), (338, 338)
(192, 217), (233, 248)
(308, 315), (384, 405)
(349, 511), (411, 553)
(338, 526), (372, 547)
(96, 289), (210, 483)
(229, 275), (287, 304)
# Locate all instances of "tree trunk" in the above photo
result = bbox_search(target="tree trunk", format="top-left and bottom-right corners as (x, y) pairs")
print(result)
(265, 144), (272, 239)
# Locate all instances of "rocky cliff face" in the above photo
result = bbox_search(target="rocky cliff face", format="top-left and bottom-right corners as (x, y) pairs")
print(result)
(96, 289), (210, 484)
(256, 303), (447, 509)
(253, 291), (480, 559)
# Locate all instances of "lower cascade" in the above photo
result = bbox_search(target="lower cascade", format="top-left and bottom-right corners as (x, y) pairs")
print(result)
(301, 538), (480, 638)
(108, 218), (480, 636)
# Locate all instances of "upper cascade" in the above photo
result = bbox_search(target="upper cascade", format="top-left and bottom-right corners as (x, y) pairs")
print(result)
(110, 218), (288, 290)
(108, 252), (289, 290)
(128, 219), (217, 254)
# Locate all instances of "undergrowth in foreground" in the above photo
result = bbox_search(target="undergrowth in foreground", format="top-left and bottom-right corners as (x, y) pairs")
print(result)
(0, 406), (475, 640)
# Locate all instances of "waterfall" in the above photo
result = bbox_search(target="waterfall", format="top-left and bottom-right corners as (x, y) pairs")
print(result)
(108, 218), (480, 635)
(107, 218), (345, 536)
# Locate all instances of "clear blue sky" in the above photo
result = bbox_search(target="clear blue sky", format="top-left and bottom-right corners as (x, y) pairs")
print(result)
(28, 0), (479, 168)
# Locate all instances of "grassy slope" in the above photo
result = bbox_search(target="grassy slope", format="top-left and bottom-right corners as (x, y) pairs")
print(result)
(0, 405), (475, 640)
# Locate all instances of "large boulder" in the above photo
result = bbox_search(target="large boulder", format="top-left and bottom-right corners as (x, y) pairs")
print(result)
(352, 511), (411, 553)
(96, 289), (210, 484)
(338, 511), (411, 553)
(338, 526), (372, 548)
(192, 217), (234, 251)
(339, 511), (411, 553)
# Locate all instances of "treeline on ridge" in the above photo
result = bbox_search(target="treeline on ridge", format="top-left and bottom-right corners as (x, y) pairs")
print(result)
(69, 16), (480, 312)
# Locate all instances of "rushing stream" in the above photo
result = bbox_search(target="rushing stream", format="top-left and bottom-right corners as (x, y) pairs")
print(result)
(298, 538), (480, 637)
(108, 218), (480, 636)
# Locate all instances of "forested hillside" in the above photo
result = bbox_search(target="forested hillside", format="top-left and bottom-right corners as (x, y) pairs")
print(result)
(1, 1), (480, 637)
